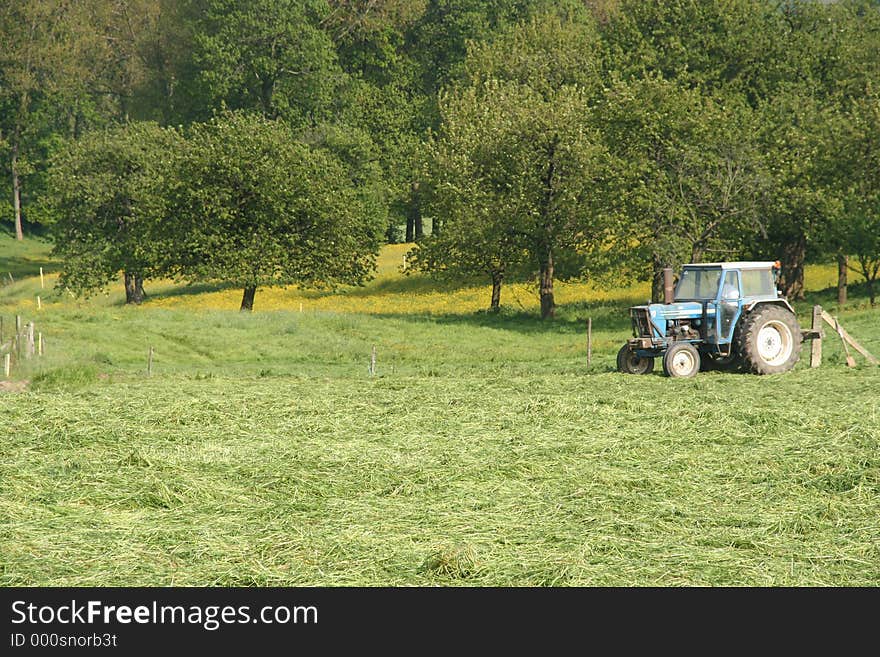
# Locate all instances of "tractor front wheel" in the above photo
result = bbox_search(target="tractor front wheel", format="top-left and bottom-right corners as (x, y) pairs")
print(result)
(662, 342), (701, 378)
(737, 305), (801, 375)
(617, 344), (654, 374)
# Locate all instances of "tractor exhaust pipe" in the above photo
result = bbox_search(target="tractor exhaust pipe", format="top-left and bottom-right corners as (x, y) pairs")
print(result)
(663, 267), (674, 304)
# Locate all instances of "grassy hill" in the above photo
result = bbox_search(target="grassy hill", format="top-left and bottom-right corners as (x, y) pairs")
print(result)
(1, 233), (878, 585)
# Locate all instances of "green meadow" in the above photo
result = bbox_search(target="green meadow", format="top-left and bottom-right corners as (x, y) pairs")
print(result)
(1, 234), (878, 585)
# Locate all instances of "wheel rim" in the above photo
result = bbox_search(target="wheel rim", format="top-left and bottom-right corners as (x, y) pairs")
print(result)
(756, 320), (793, 366)
(626, 352), (643, 372)
(671, 349), (697, 376)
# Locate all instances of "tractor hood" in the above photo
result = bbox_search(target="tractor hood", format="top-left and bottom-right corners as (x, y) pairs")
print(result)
(653, 301), (714, 321)
(630, 302), (716, 340)
(632, 302), (715, 322)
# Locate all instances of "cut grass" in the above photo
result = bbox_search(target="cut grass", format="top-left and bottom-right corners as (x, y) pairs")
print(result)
(0, 238), (878, 586)
(1, 371), (878, 586)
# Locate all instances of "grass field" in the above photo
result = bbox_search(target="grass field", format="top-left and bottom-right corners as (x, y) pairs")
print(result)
(1, 232), (878, 585)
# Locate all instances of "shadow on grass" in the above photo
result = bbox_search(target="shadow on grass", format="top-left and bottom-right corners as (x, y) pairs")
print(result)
(140, 281), (241, 304)
(303, 272), (480, 299)
(0, 235), (56, 281)
(801, 281), (876, 311)
(140, 273), (470, 304)
(370, 298), (637, 335)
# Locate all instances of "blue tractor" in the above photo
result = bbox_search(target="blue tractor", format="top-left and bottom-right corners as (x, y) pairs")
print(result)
(617, 262), (803, 377)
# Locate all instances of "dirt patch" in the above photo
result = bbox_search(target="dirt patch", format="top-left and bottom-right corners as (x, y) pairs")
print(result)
(0, 380), (29, 393)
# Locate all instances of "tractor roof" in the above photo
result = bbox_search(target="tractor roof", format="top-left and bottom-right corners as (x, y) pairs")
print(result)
(683, 261), (777, 270)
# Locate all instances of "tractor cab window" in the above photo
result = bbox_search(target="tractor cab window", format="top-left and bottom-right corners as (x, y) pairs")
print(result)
(675, 269), (721, 301)
(721, 271), (741, 300)
(741, 269), (775, 297)
(719, 271), (741, 339)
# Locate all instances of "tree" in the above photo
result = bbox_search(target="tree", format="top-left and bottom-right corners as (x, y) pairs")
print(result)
(840, 92), (880, 306)
(413, 125), (525, 311)
(0, 0), (105, 240)
(47, 121), (181, 303)
(463, 11), (602, 100)
(84, 0), (195, 125)
(189, 0), (341, 126)
(756, 90), (840, 300)
(414, 14), (609, 317)
(601, 0), (782, 102)
(316, 3), (439, 243)
(600, 76), (765, 301)
(747, 1), (880, 299)
(168, 112), (384, 311)
(416, 80), (608, 318)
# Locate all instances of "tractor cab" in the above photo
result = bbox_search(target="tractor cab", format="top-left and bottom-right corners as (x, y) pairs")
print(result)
(672, 262), (783, 345)
(619, 262), (801, 378)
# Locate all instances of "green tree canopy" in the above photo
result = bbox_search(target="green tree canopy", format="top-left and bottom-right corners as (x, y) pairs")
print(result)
(839, 91), (880, 305)
(417, 80), (609, 317)
(168, 111), (385, 311)
(600, 76), (765, 300)
(47, 121), (182, 303)
(190, 0), (341, 126)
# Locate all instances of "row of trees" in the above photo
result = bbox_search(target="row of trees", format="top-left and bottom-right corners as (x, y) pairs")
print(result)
(4, 1), (880, 314)
(49, 114), (385, 309)
(412, 2), (880, 315)
(2, 0), (574, 244)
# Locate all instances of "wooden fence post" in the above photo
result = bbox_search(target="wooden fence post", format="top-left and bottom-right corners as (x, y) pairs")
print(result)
(3, 353), (9, 378)
(370, 346), (376, 376)
(810, 305), (822, 368)
(587, 317), (592, 367)
(148, 347), (154, 376)
(37, 332), (42, 357)
(835, 316), (857, 368)
(26, 322), (34, 358)
(40, 266), (44, 289)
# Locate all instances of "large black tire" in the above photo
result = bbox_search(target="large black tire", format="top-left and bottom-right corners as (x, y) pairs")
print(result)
(617, 344), (654, 374)
(662, 342), (701, 378)
(736, 304), (801, 375)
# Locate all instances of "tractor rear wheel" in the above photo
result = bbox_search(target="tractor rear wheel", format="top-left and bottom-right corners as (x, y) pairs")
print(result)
(737, 304), (801, 375)
(662, 342), (701, 378)
(617, 344), (654, 374)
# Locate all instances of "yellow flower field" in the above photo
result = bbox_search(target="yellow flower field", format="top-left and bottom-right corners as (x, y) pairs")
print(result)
(0, 239), (847, 316)
(144, 243), (844, 315)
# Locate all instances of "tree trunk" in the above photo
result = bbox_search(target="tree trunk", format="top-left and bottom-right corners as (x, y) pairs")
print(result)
(412, 182), (424, 241)
(405, 215), (415, 242)
(778, 234), (806, 300)
(652, 253), (669, 303)
(260, 76), (276, 118)
(240, 285), (257, 312)
(490, 272), (503, 312)
(12, 145), (23, 241)
(837, 253), (847, 307)
(539, 251), (555, 319)
(867, 278), (876, 307)
(123, 272), (146, 304)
